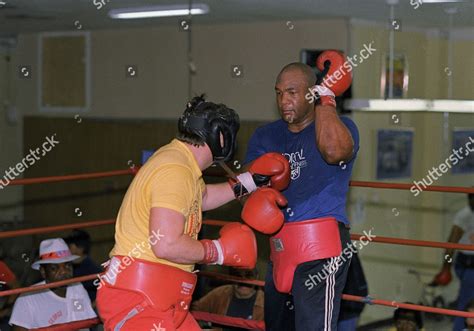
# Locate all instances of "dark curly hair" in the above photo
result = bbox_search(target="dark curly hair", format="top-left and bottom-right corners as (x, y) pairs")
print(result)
(394, 304), (423, 329)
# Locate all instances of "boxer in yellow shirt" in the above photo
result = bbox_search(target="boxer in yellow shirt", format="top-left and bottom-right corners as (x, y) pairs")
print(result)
(96, 95), (290, 331)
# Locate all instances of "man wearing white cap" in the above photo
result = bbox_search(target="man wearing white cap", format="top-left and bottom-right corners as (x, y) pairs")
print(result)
(9, 238), (97, 330)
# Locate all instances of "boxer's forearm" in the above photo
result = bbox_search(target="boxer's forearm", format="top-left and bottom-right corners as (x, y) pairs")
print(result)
(150, 207), (205, 264)
(314, 105), (354, 164)
(202, 183), (235, 211)
(154, 235), (205, 264)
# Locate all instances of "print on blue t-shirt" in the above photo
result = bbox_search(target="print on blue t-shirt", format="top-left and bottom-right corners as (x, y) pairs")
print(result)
(244, 117), (359, 225)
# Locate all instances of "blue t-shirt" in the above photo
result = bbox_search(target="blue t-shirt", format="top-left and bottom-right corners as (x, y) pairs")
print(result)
(244, 117), (359, 225)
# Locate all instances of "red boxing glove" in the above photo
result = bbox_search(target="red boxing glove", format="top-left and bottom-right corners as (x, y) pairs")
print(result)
(310, 50), (352, 107)
(229, 153), (290, 199)
(241, 187), (287, 234)
(250, 153), (290, 191)
(430, 266), (452, 286)
(201, 222), (257, 269)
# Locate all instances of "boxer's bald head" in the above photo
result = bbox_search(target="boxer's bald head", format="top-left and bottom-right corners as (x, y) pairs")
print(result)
(276, 63), (316, 89)
(275, 63), (316, 132)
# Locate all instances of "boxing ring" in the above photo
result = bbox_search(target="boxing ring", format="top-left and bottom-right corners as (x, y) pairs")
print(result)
(1, 167), (473, 330)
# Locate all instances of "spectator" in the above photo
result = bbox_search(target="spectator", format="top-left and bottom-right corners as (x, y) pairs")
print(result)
(64, 230), (102, 303)
(391, 305), (424, 331)
(192, 268), (264, 331)
(9, 238), (96, 330)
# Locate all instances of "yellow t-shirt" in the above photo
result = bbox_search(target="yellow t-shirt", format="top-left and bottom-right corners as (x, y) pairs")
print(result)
(110, 139), (205, 272)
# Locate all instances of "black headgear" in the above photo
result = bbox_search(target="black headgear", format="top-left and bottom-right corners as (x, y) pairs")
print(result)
(178, 96), (240, 163)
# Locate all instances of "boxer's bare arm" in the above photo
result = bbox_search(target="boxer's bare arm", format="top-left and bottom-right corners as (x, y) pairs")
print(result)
(314, 105), (354, 164)
(202, 183), (235, 211)
(149, 207), (204, 264)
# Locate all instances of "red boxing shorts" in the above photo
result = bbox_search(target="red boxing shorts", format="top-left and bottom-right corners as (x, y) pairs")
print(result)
(96, 256), (200, 331)
(270, 217), (342, 293)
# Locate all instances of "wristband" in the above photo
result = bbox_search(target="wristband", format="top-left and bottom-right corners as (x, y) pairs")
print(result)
(200, 240), (224, 265)
(229, 172), (270, 199)
(310, 85), (336, 107)
(212, 240), (224, 265)
(237, 172), (258, 193)
(200, 239), (218, 264)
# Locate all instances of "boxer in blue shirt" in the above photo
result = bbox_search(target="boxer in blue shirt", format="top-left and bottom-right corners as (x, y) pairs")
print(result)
(241, 51), (359, 331)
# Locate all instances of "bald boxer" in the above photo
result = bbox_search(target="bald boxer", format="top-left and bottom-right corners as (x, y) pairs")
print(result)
(96, 95), (289, 331)
(242, 51), (359, 330)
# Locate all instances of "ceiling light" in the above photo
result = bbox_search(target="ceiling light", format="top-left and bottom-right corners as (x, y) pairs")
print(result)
(345, 99), (474, 113)
(421, 0), (463, 3)
(108, 4), (209, 20)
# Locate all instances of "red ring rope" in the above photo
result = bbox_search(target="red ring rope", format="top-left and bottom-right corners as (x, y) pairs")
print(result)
(349, 180), (474, 194)
(0, 219), (115, 239)
(191, 311), (265, 330)
(29, 313), (262, 330)
(0, 274), (99, 297)
(1, 271), (473, 319)
(3, 167), (474, 194)
(342, 294), (474, 319)
(350, 233), (474, 250)
(7, 168), (138, 186)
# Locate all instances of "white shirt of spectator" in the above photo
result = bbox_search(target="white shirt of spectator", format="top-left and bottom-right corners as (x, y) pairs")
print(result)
(453, 206), (474, 255)
(9, 281), (97, 329)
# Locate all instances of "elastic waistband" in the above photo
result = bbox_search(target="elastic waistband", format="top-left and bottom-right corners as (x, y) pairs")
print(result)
(284, 217), (350, 229)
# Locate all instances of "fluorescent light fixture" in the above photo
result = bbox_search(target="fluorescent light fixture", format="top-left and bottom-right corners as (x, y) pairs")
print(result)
(108, 4), (209, 19)
(432, 100), (474, 112)
(345, 99), (474, 113)
(421, 0), (463, 3)
(345, 99), (428, 111)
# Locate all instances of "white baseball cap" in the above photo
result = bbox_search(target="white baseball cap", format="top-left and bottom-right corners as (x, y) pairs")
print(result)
(31, 238), (80, 270)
